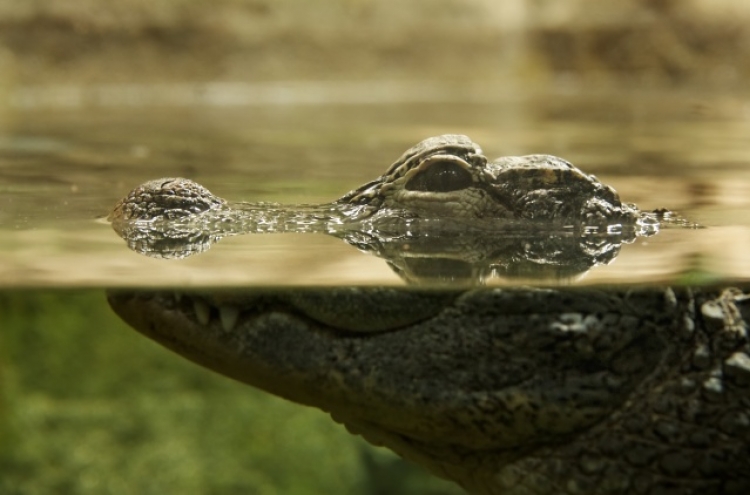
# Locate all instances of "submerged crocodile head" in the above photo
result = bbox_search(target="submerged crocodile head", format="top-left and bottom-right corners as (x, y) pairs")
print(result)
(108, 286), (750, 494)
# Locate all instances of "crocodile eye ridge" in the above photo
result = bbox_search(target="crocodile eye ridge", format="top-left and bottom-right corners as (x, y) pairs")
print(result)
(405, 160), (473, 193)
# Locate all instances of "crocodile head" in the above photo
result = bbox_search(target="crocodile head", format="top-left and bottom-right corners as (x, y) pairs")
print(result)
(108, 286), (735, 493)
(110, 134), (642, 227)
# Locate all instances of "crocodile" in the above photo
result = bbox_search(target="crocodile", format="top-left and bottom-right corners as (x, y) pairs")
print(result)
(111, 134), (645, 225)
(109, 134), (673, 262)
(108, 286), (750, 494)
(106, 135), (744, 494)
(109, 134), (681, 283)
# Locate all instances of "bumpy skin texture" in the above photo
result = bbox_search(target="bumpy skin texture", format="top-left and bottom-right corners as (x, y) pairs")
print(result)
(110, 177), (226, 222)
(108, 286), (750, 495)
(343, 137), (637, 224)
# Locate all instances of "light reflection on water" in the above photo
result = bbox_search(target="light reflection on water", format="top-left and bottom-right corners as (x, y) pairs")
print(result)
(1, 84), (750, 288)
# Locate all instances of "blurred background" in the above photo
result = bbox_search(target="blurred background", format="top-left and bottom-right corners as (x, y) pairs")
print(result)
(2, 1), (750, 494)
(0, 0), (748, 86)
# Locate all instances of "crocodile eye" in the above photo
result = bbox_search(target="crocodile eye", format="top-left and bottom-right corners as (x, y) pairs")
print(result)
(405, 160), (473, 192)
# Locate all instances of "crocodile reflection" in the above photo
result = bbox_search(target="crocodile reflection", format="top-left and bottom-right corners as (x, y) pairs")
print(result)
(108, 134), (688, 285)
(114, 215), (642, 284)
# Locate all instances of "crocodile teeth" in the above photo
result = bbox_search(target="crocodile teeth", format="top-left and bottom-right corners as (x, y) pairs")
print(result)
(193, 299), (211, 325)
(219, 305), (240, 332)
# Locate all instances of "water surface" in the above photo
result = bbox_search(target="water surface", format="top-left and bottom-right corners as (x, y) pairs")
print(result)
(2, 83), (750, 288)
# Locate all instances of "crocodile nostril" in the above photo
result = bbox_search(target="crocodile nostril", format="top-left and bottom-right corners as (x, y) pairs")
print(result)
(405, 160), (473, 193)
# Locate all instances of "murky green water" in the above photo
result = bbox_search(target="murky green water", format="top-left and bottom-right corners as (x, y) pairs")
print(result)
(2, 83), (750, 288)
